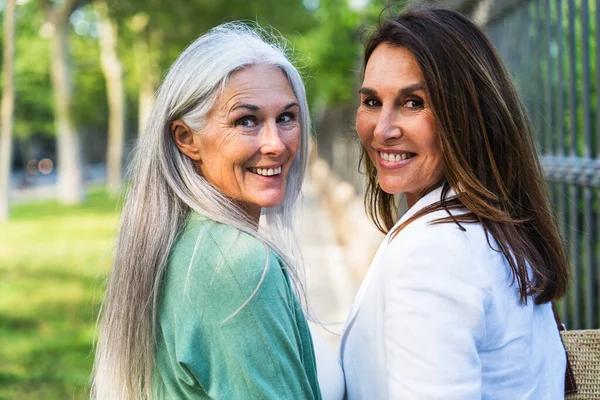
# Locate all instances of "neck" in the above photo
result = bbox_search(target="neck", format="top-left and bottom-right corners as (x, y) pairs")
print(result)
(406, 193), (418, 209)
(238, 202), (261, 230)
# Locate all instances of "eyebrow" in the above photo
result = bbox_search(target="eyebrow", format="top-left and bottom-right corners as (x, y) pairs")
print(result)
(359, 83), (425, 97)
(231, 103), (259, 112)
(230, 102), (300, 112)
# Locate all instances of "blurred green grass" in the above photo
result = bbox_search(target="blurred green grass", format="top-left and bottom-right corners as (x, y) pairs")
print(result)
(0, 189), (120, 399)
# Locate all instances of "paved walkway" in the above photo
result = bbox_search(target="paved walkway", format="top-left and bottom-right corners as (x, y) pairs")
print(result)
(299, 179), (358, 351)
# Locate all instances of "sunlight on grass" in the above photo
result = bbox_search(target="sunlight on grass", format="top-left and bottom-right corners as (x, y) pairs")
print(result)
(0, 189), (120, 400)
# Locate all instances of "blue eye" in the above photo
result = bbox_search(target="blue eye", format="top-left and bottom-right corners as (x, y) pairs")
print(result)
(235, 116), (258, 128)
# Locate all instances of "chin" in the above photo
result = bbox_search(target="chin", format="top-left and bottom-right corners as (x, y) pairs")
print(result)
(378, 180), (403, 195)
(258, 195), (286, 210)
(263, 200), (285, 209)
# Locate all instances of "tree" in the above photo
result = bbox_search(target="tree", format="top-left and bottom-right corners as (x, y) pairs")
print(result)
(96, 0), (125, 194)
(41, 0), (88, 205)
(128, 12), (159, 136)
(13, 3), (53, 141)
(108, 0), (317, 134)
(0, 0), (17, 222)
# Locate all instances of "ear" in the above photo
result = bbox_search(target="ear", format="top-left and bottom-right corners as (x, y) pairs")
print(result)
(171, 120), (202, 161)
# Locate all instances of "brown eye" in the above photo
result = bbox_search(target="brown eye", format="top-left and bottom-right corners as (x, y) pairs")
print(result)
(363, 98), (380, 108)
(405, 98), (424, 109)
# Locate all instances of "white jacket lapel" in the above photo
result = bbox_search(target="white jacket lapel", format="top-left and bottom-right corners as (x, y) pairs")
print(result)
(339, 186), (452, 354)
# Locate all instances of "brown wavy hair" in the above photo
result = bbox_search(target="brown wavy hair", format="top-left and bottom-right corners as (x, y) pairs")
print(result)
(360, 7), (569, 305)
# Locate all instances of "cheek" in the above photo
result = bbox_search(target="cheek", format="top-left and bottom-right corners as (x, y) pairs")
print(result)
(356, 111), (373, 144)
(286, 128), (302, 159)
(429, 131), (445, 175)
(421, 116), (439, 151)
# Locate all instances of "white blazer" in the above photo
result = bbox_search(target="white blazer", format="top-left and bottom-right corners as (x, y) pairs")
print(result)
(340, 186), (566, 400)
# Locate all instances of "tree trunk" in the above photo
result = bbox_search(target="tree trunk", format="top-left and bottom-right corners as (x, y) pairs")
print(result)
(130, 14), (159, 136)
(97, 0), (125, 195)
(134, 33), (158, 136)
(42, 0), (86, 205)
(51, 18), (83, 204)
(138, 72), (155, 136)
(0, 0), (17, 222)
(472, 0), (492, 26)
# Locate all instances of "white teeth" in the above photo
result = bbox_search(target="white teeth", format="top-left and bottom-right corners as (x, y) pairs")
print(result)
(250, 166), (282, 176)
(380, 151), (413, 161)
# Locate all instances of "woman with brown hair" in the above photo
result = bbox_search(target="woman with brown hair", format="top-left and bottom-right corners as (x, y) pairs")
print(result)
(340, 7), (570, 399)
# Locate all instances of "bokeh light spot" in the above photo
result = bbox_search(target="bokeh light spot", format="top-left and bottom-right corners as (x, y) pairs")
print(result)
(38, 158), (54, 175)
(26, 159), (39, 175)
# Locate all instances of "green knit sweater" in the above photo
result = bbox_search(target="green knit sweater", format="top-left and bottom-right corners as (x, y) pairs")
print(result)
(153, 212), (322, 399)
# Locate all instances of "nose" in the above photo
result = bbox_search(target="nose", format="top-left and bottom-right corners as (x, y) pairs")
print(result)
(261, 120), (286, 155)
(373, 108), (402, 142)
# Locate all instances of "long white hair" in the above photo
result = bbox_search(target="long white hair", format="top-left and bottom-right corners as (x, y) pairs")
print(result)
(91, 22), (310, 400)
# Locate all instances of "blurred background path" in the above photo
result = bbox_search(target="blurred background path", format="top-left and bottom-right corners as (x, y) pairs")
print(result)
(300, 178), (358, 351)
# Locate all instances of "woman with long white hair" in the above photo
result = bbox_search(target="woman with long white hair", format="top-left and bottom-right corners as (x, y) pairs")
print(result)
(91, 23), (343, 399)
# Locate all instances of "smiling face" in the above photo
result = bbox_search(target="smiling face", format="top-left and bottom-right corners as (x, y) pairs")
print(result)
(357, 44), (445, 208)
(172, 64), (301, 223)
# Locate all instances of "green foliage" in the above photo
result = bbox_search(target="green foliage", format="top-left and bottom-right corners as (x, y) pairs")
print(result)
(71, 6), (108, 135)
(12, 2), (53, 139)
(297, 0), (363, 105)
(0, 0), (399, 144)
(108, 0), (318, 83)
(0, 188), (119, 399)
(292, 0), (396, 108)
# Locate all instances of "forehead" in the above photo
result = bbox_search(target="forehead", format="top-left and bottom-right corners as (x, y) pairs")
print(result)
(363, 44), (423, 87)
(219, 64), (297, 107)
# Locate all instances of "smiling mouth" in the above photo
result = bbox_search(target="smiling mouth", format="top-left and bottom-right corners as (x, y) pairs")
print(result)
(379, 151), (416, 161)
(248, 166), (282, 176)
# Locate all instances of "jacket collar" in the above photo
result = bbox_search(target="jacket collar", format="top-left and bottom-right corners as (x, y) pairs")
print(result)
(340, 184), (456, 359)
(392, 184), (456, 231)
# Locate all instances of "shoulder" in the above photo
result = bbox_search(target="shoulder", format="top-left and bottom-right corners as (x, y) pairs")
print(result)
(164, 214), (289, 319)
(387, 209), (473, 256)
(379, 210), (492, 338)
(171, 214), (275, 278)
(382, 209), (494, 292)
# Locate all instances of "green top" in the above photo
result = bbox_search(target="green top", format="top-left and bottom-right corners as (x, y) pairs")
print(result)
(153, 212), (322, 400)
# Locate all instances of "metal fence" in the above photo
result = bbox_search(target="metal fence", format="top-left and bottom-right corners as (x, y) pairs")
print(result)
(487, 0), (599, 329)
